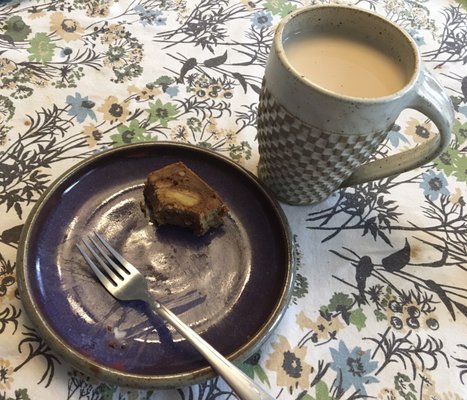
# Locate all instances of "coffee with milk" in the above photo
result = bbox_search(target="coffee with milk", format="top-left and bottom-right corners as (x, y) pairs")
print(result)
(284, 30), (410, 98)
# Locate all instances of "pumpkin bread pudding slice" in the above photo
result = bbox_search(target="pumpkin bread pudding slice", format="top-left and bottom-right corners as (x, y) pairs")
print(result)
(144, 162), (228, 235)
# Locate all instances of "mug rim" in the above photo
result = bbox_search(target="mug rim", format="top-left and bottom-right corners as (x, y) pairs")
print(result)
(274, 4), (421, 104)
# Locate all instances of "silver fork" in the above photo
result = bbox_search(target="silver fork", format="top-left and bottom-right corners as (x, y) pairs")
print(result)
(77, 232), (274, 400)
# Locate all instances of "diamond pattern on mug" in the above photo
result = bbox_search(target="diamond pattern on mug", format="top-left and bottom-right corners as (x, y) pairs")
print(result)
(257, 84), (387, 204)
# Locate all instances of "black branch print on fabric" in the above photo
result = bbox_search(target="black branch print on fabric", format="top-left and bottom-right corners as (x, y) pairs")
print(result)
(14, 326), (61, 387)
(177, 377), (235, 400)
(452, 344), (467, 384)
(154, 0), (272, 94)
(423, 5), (467, 66)
(154, 0), (254, 52)
(0, 105), (91, 219)
(67, 370), (127, 400)
(306, 177), (406, 246)
(0, 252), (20, 335)
(307, 180), (465, 258)
(365, 331), (449, 379)
(0, 305), (21, 336)
(330, 242), (467, 319)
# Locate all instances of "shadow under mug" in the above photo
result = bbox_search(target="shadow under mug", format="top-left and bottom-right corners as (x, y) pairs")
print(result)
(257, 5), (454, 205)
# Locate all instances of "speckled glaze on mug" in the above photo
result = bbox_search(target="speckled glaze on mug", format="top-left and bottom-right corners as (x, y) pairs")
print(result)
(257, 5), (454, 205)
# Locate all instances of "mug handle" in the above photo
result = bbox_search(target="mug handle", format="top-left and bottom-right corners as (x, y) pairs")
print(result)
(340, 68), (454, 188)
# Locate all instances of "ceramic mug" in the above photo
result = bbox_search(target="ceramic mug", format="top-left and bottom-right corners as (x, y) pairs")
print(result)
(257, 5), (454, 205)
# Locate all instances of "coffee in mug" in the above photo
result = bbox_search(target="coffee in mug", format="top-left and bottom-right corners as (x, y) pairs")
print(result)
(257, 5), (453, 205)
(284, 31), (409, 98)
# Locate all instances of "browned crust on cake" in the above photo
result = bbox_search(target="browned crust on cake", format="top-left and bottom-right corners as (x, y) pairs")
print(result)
(144, 162), (228, 235)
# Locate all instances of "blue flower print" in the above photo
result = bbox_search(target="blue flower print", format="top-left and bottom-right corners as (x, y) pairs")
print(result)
(251, 10), (273, 29)
(165, 85), (179, 98)
(134, 5), (166, 26)
(459, 104), (467, 118)
(408, 29), (426, 46)
(153, 12), (167, 26)
(329, 341), (378, 396)
(420, 170), (450, 200)
(387, 124), (409, 147)
(66, 93), (96, 123)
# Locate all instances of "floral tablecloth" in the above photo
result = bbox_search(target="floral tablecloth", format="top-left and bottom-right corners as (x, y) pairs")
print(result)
(0, 0), (466, 399)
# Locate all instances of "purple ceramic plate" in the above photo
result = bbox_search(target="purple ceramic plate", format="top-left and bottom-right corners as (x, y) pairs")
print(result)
(17, 142), (293, 388)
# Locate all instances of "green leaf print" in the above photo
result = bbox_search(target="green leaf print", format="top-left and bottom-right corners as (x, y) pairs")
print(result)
(154, 75), (175, 91)
(229, 141), (252, 161)
(327, 292), (353, 312)
(94, 383), (117, 400)
(453, 155), (467, 182)
(240, 353), (270, 386)
(254, 364), (270, 385)
(28, 33), (56, 62)
(292, 273), (309, 302)
(239, 360), (254, 378)
(146, 99), (178, 127)
(264, 0), (298, 17)
(111, 119), (153, 146)
(314, 381), (332, 400)
(4, 16), (31, 41)
(394, 373), (417, 400)
(374, 309), (387, 321)
(435, 120), (467, 183)
(455, 0), (467, 10)
(0, 388), (30, 400)
(452, 119), (467, 145)
(349, 308), (367, 331)
(436, 147), (461, 177)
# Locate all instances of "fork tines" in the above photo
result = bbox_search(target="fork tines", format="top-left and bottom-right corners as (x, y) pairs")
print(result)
(76, 233), (127, 287)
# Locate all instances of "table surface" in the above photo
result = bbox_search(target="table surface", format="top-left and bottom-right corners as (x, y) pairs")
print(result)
(1, 0), (466, 399)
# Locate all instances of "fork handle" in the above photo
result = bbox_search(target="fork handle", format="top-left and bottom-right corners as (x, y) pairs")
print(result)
(153, 303), (275, 400)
